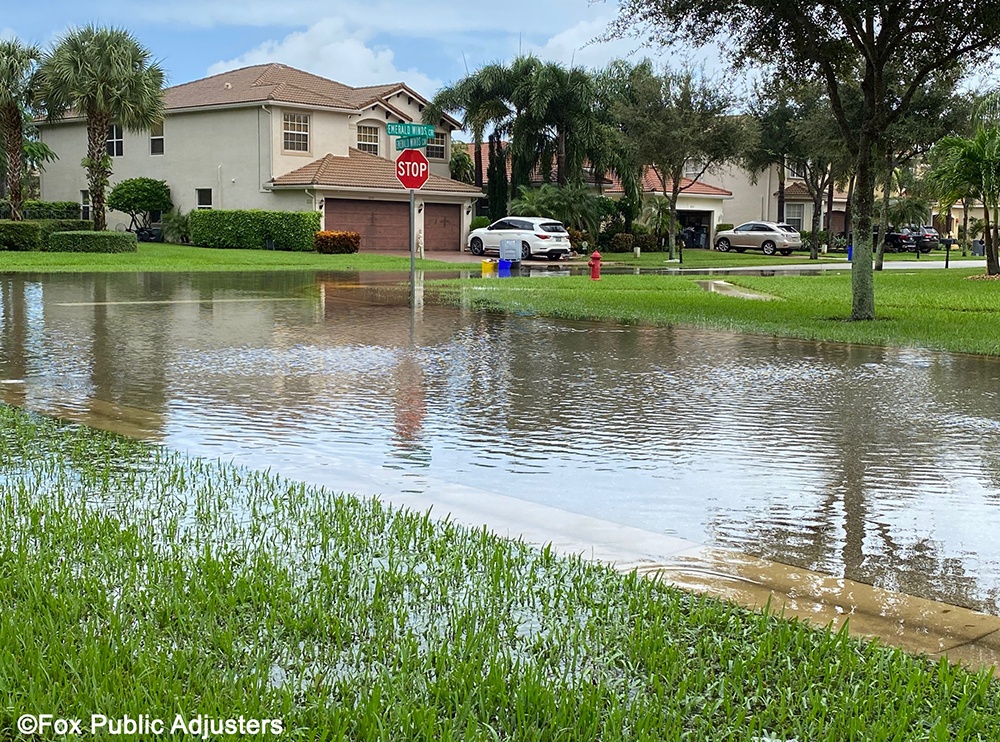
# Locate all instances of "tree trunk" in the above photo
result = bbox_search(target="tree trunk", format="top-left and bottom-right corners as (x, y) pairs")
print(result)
(473, 132), (484, 191)
(1, 105), (25, 221)
(556, 127), (567, 187)
(85, 114), (112, 231)
(844, 174), (856, 244)
(825, 179), (834, 233)
(777, 155), (786, 222)
(851, 136), (876, 321)
(810, 194), (822, 260)
(874, 156), (893, 272)
(961, 197), (970, 257)
(989, 204), (1000, 276)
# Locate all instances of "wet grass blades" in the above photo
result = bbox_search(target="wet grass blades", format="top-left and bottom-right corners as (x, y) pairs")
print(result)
(449, 269), (1000, 356)
(2, 404), (999, 739)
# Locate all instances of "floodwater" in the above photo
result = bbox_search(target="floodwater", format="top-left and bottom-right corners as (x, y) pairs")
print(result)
(3, 270), (1000, 615)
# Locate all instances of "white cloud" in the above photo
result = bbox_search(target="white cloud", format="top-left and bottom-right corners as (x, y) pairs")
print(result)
(206, 18), (442, 95)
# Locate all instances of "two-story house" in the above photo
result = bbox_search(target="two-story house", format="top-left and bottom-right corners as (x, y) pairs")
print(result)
(38, 63), (483, 252)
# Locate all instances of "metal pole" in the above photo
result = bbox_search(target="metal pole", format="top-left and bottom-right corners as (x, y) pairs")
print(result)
(409, 188), (416, 307)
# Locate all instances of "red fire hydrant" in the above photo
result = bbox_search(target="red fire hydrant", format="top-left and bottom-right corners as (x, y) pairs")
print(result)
(588, 250), (602, 280)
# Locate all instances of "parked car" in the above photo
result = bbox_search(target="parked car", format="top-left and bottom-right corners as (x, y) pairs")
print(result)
(714, 221), (802, 255)
(877, 227), (917, 253)
(467, 217), (572, 260)
(907, 225), (939, 253)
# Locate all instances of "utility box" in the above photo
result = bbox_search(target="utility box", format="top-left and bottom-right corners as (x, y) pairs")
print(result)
(499, 239), (521, 262)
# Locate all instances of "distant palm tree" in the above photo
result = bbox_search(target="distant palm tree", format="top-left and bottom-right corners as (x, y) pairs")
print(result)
(929, 127), (1000, 275)
(38, 25), (164, 230)
(0, 39), (42, 221)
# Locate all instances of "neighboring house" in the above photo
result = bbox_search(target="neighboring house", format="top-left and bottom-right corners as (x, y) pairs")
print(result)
(38, 63), (483, 252)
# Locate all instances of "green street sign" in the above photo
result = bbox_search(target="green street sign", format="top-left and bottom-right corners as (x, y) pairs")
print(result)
(395, 136), (428, 151)
(387, 123), (435, 138)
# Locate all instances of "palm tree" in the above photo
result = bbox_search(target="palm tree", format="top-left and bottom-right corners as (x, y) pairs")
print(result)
(38, 25), (164, 230)
(0, 39), (42, 221)
(929, 128), (1000, 275)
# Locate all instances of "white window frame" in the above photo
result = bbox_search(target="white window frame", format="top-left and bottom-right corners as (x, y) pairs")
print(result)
(426, 132), (446, 160)
(195, 188), (213, 210)
(150, 122), (164, 155)
(357, 124), (379, 155)
(683, 159), (704, 179)
(81, 190), (90, 221)
(106, 124), (124, 157)
(785, 203), (805, 231)
(786, 161), (806, 179)
(282, 113), (310, 153)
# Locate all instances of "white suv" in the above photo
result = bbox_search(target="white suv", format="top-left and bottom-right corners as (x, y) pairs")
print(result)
(467, 216), (572, 260)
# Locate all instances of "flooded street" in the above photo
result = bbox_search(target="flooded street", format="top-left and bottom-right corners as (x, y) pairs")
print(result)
(3, 270), (1000, 614)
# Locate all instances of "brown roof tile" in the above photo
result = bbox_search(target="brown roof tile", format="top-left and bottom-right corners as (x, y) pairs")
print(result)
(777, 181), (850, 201)
(271, 148), (483, 195)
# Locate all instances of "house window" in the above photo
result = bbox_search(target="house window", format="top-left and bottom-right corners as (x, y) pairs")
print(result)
(149, 210), (162, 225)
(785, 203), (804, 231)
(786, 161), (805, 179)
(81, 190), (90, 221)
(357, 124), (379, 155)
(283, 113), (310, 153)
(426, 133), (446, 160)
(106, 124), (124, 157)
(195, 188), (213, 210)
(150, 122), (164, 155)
(684, 159), (704, 179)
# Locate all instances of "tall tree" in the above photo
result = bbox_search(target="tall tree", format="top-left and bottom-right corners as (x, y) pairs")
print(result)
(0, 39), (41, 221)
(607, 0), (1000, 320)
(608, 61), (751, 259)
(38, 25), (164, 231)
(743, 77), (799, 224)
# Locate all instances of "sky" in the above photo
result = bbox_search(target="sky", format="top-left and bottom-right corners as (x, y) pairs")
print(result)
(2, 0), (728, 102)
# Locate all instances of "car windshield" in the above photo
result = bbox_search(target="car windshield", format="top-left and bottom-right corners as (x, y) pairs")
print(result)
(777, 224), (798, 233)
(538, 222), (567, 233)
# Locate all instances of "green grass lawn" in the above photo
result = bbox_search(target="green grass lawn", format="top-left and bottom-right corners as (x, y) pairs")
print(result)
(0, 243), (479, 272)
(3, 404), (999, 740)
(600, 246), (983, 269)
(445, 267), (1000, 356)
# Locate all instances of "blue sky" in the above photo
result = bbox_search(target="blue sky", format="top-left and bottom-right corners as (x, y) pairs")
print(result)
(2, 0), (720, 99)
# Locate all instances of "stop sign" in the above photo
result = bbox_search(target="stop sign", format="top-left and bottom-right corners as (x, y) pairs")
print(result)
(396, 148), (430, 190)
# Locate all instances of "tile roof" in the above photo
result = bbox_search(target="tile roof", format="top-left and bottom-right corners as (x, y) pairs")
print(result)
(777, 181), (850, 201)
(271, 148), (484, 195)
(455, 141), (731, 197)
(163, 63), (455, 127)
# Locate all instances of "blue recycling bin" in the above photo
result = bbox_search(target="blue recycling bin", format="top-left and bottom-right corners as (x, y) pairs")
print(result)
(847, 245), (853, 261)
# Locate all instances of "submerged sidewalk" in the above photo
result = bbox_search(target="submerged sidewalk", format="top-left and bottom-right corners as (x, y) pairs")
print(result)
(380, 483), (1000, 672)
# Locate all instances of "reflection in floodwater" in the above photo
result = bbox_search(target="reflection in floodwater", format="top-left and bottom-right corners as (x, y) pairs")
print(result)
(2, 271), (1000, 615)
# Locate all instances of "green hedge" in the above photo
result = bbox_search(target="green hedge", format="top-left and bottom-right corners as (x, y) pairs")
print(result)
(470, 216), (491, 230)
(0, 221), (42, 251)
(314, 230), (361, 254)
(0, 219), (94, 251)
(189, 209), (320, 251)
(47, 231), (138, 253)
(0, 200), (81, 220)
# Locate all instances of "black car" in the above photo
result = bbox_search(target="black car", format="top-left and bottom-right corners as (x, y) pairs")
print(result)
(877, 227), (917, 253)
(906, 225), (939, 253)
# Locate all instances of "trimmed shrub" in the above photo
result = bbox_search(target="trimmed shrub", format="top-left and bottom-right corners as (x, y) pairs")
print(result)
(634, 233), (659, 252)
(189, 209), (320, 251)
(37, 219), (93, 249)
(47, 231), (137, 253)
(470, 216), (491, 230)
(314, 230), (361, 254)
(715, 223), (734, 232)
(609, 232), (635, 253)
(0, 200), (81, 220)
(0, 221), (43, 251)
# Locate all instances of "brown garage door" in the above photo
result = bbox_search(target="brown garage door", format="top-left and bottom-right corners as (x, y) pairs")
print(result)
(424, 203), (462, 252)
(325, 199), (409, 251)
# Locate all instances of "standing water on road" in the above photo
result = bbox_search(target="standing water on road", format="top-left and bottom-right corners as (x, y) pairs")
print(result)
(2, 271), (1000, 613)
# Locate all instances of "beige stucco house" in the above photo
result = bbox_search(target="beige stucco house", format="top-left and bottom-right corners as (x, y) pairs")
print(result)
(38, 63), (483, 252)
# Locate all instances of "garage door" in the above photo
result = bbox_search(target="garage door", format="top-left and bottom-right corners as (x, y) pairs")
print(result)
(424, 203), (462, 252)
(325, 199), (409, 251)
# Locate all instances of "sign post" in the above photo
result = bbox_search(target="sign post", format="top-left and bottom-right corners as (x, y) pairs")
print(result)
(396, 148), (431, 307)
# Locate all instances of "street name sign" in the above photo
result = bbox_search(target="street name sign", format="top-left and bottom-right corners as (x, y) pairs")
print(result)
(395, 136), (428, 151)
(387, 123), (435, 138)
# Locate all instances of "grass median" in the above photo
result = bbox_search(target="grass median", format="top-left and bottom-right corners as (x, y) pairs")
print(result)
(2, 403), (999, 739)
(448, 267), (1000, 356)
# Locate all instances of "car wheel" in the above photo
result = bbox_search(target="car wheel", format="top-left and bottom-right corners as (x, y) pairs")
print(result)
(521, 242), (531, 260)
(470, 238), (484, 256)
(779, 249), (792, 256)
(762, 241), (777, 256)
(716, 238), (731, 252)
